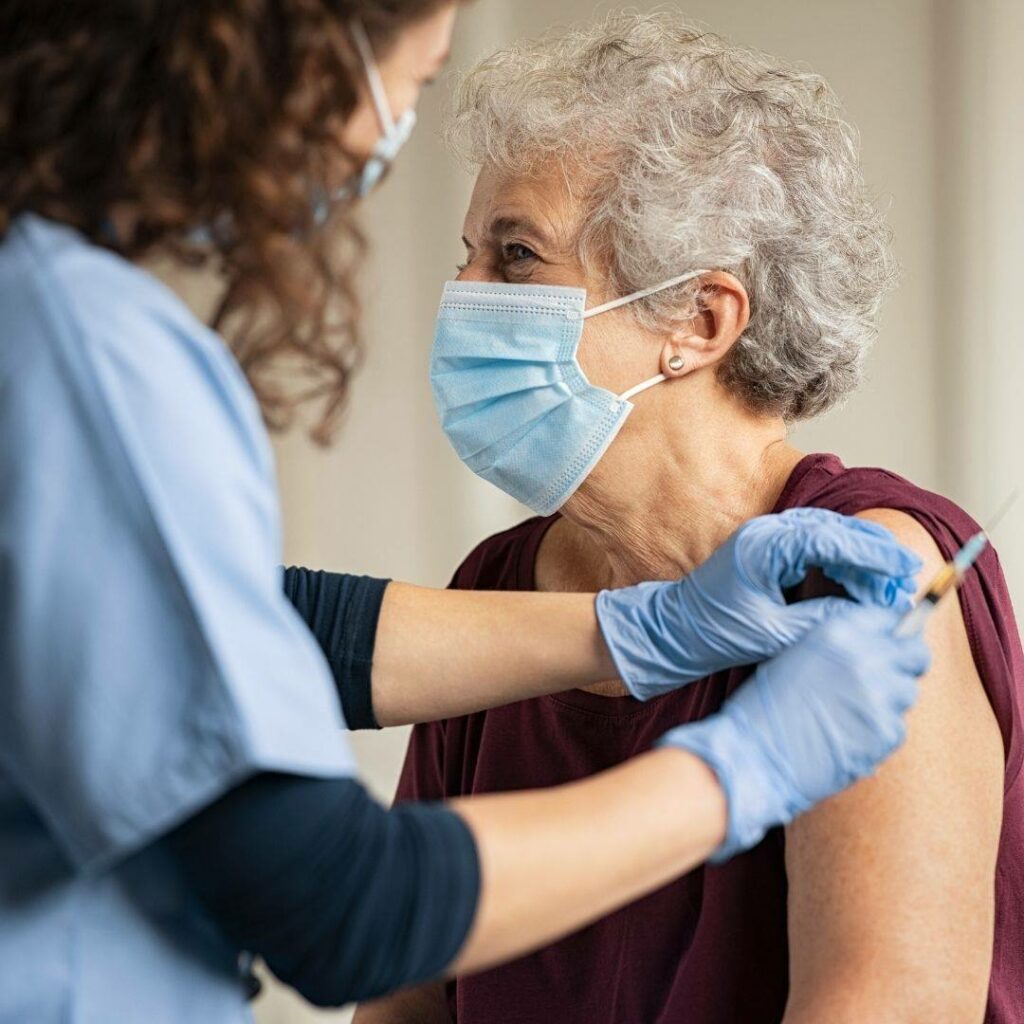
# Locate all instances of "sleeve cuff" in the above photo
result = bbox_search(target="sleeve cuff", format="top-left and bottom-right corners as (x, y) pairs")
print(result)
(282, 569), (391, 730)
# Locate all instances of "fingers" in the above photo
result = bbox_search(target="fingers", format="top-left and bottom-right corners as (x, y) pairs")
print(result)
(779, 508), (922, 571)
(780, 595), (851, 636)
(825, 601), (902, 633)
(890, 632), (932, 678)
(799, 522), (922, 579)
(761, 511), (922, 598)
(823, 603), (932, 682)
(782, 591), (933, 686)
(734, 511), (922, 610)
(822, 563), (918, 609)
(877, 714), (910, 757)
(781, 509), (899, 549)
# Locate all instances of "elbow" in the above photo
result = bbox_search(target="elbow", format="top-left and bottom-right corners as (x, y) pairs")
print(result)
(291, 981), (349, 1011)
(265, 954), (349, 1009)
(269, 957), (385, 1009)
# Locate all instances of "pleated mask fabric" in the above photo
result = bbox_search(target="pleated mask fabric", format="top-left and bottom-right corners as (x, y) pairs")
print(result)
(430, 272), (708, 515)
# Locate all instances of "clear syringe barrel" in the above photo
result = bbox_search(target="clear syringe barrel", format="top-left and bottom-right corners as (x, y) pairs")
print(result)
(895, 531), (989, 637)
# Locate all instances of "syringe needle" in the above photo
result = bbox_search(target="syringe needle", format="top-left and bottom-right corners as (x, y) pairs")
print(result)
(896, 489), (1019, 639)
(983, 490), (1020, 536)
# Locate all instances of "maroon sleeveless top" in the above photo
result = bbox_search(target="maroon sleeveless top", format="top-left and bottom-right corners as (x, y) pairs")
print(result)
(396, 454), (1024, 1023)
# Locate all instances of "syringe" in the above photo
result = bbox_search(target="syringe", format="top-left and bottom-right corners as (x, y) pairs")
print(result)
(896, 491), (1018, 637)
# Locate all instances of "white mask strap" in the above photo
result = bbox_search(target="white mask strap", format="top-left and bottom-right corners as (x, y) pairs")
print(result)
(618, 374), (668, 403)
(350, 21), (397, 134)
(580, 269), (710, 320)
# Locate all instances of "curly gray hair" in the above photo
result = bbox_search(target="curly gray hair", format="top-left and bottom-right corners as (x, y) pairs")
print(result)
(446, 12), (897, 420)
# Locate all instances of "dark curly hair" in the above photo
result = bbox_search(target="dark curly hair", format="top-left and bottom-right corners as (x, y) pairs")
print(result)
(0, 0), (457, 441)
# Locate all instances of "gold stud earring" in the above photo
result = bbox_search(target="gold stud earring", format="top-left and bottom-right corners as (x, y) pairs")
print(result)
(668, 355), (685, 372)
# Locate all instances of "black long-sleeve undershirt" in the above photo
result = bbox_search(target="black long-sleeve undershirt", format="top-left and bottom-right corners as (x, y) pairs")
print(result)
(165, 772), (480, 1008)
(282, 568), (389, 730)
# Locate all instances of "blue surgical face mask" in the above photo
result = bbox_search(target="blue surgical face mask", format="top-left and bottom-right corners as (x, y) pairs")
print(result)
(314, 21), (417, 223)
(186, 23), (417, 242)
(430, 270), (709, 515)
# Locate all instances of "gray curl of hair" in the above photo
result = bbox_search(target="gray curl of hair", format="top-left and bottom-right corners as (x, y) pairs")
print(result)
(446, 11), (898, 421)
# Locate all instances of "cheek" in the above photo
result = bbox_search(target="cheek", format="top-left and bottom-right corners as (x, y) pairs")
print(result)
(340, 97), (381, 161)
(339, 81), (421, 161)
(576, 318), (659, 393)
(388, 79), (422, 120)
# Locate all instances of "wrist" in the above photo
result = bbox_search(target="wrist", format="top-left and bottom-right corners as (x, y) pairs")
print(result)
(595, 582), (702, 700)
(585, 593), (621, 683)
(648, 747), (729, 854)
(658, 710), (781, 862)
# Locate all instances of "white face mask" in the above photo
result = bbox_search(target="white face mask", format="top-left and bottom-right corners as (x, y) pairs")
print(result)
(186, 23), (418, 243)
(313, 21), (418, 223)
(346, 20), (418, 198)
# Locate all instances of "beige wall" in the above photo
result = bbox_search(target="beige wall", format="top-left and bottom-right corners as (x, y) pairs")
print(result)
(251, 1), (1024, 1020)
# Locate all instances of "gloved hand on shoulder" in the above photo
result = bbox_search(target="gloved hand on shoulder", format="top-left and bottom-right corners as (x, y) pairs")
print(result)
(595, 507), (921, 700)
(661, 602), (930, 859)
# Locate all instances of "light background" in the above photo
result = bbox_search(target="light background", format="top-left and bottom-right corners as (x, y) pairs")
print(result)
(243, 0), (1024, 1019)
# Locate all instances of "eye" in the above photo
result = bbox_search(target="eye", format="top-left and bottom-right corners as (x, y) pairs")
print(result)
(503, 241), (538, 265)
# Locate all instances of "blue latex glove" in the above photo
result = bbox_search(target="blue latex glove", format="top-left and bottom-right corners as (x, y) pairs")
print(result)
(661, 603), (931, 860)
(595, 507), (922, 700)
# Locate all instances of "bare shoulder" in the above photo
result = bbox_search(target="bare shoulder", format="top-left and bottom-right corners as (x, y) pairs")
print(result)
(855, 507), (1005, 728)
(855, 507), (947, 578)
(783, 506), (1005, 1023)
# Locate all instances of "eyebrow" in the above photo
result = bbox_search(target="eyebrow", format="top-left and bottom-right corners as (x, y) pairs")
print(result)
(462, 215), (555, 254)
(488, 216), (552, 246)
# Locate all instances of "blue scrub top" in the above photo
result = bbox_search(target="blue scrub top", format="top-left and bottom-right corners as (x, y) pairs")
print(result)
(0, 215), (357, 1022)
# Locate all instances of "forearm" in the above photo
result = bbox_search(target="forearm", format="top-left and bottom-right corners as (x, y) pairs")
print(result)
(288, 510), (921, 728)
(371, 582), (616, 727)
(167, 750), (725, 1007)
(354, 983), (450, 1024)
(451, 747), (726, 974)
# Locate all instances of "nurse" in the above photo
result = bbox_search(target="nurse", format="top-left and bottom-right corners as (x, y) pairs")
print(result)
(0, 3), (929, 1022)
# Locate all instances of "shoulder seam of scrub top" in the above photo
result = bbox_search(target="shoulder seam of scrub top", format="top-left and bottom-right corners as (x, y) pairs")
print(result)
(15, 221), (251, 759)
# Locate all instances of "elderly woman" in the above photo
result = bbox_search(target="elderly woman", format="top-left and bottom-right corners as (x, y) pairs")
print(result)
(353, 13), (1024, 1024)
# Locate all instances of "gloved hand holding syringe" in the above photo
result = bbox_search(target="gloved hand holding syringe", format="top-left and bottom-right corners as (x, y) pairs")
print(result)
(896, 490), (1019, 637)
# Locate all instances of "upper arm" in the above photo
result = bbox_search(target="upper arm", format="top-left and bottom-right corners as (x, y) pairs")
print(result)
(784, 509), (1004, 1024)
(167, 774), (478, 1009)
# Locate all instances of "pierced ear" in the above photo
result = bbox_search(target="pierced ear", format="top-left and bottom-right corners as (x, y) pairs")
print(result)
(660, 348), (691, 377)
(665, 272), (750, 373)
(659, 322), (709, 376)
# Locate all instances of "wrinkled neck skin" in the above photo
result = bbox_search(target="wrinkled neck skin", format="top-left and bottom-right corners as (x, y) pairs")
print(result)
(551, 376), (805, 595)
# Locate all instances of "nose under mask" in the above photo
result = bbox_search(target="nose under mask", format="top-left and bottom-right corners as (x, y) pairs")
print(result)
(430, 270), (708, 515)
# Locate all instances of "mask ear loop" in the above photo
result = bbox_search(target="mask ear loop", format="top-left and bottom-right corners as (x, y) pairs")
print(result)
(619, 375), (668, 402)
(576, 269), (711, 403)
(579, 269), (710, 320)
(350, 21), (397, 134)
